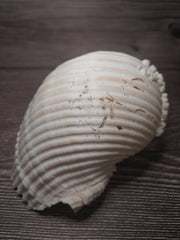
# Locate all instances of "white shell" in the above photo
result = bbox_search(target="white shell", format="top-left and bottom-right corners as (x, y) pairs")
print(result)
(12, 51), (169, 212)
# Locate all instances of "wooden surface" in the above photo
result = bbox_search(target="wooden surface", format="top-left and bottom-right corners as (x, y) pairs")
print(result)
(0, 0), (180, 239)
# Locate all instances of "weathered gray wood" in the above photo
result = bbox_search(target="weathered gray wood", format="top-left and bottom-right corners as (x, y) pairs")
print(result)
(0, 0), (180, 69)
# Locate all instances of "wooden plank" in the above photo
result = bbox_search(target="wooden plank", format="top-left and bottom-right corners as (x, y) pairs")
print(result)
(1, 153), (180, 239)
(0, 0), (180, 69)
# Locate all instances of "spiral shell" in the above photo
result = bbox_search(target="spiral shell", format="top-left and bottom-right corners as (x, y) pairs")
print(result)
(12, 51), (169, 212)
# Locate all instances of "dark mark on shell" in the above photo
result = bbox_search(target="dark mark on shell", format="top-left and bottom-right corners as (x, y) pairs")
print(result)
(102, 105), (106, 111)
(117, 126), (122, 131)
(105, 96), (113, 102)
(106, 92), (114, 101)
(110, 106), (114, 119)
(76, 106), (82, 109)
(133, 86), (144, 92)
(136, 109), (145, 113)
(99, 115), (108, 128)
(115, 101), (123, 105)
(88, 97), (93, 101)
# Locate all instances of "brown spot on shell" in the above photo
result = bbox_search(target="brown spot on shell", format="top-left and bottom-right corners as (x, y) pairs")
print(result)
(102, 105), (106, 111)
(117, 126), (122, 131)
(136, 109), (145, 113)
(105, 96), (113, 102)
(91, 127), (97, 131)
(110, 106), (114, 119)
(88, 97), (93, 101)
(99, 115), (108, 128)
(133, 86), (144, 92)
(106, 92), (114, 102)
(115, 101), (123, 106)
(83, 85), (88, 94)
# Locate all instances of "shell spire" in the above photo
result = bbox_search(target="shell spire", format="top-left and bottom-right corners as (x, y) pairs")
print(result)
(12, 51), (169, 212)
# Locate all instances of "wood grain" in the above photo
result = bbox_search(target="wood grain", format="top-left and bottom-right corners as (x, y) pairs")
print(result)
(0, 0), (180, 239)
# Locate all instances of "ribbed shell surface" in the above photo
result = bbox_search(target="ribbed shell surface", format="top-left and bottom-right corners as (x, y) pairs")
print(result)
(12, 51), (167, 212)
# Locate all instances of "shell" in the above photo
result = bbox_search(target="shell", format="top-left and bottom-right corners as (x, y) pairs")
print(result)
(12, 51), (169, 212)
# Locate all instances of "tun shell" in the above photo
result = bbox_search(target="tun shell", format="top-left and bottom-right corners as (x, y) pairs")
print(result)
(12, 51), (169, 212)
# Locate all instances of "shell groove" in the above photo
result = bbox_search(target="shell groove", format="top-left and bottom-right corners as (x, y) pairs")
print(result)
(12, 51), (169, 212)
